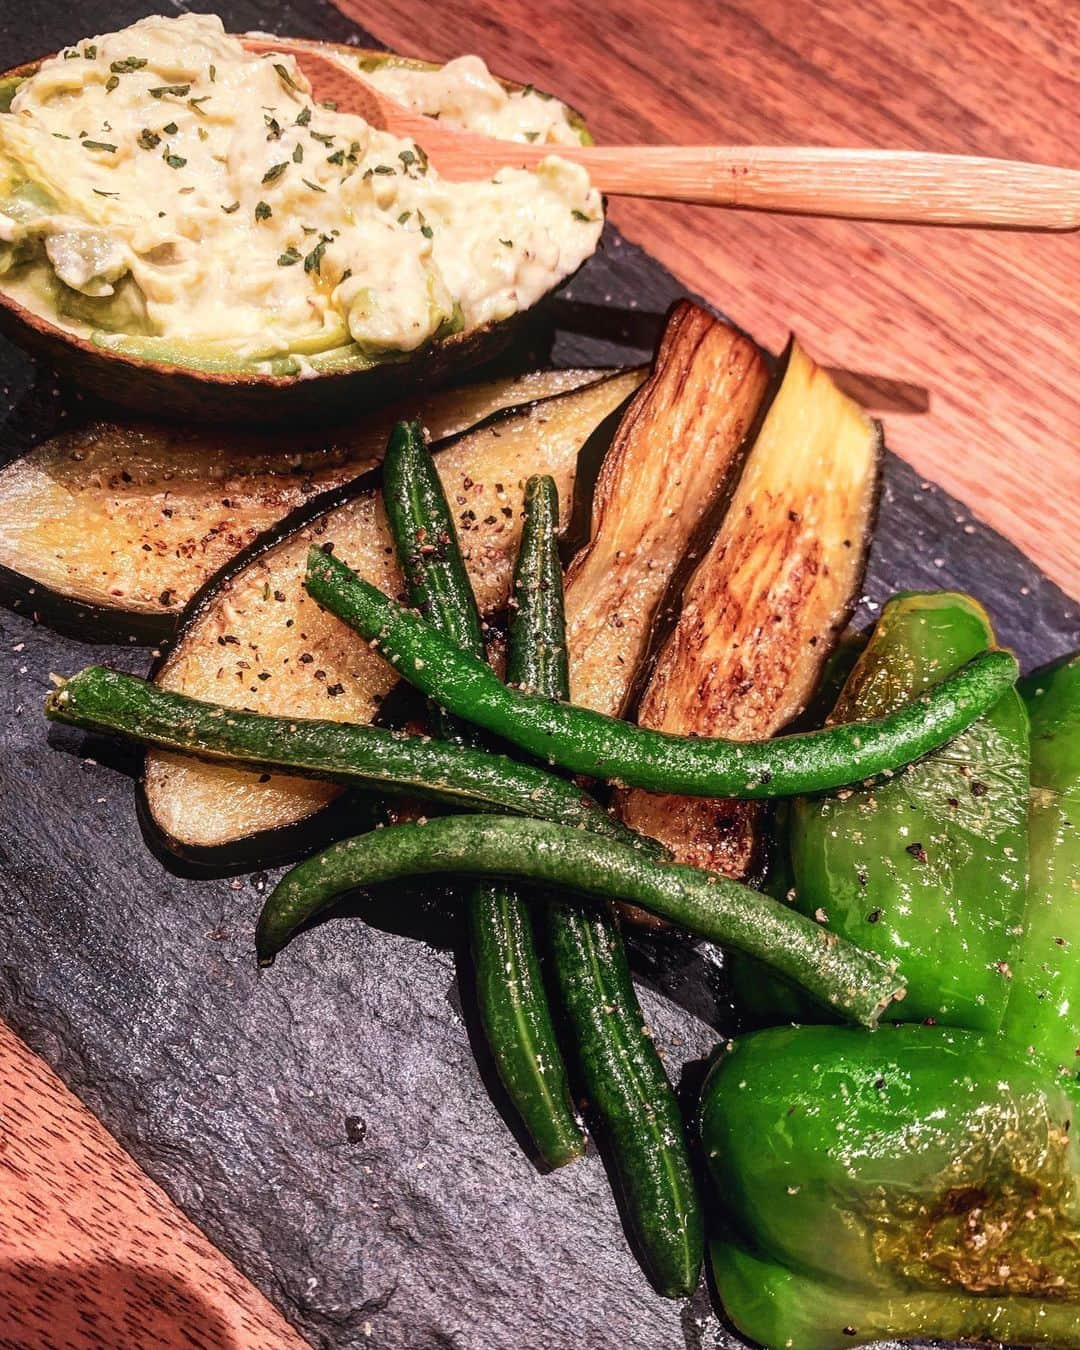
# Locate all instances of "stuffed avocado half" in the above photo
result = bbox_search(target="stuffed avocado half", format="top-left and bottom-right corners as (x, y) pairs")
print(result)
(0, 14), (601, 412)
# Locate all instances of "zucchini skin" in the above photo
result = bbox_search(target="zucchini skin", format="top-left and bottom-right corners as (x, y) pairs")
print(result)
(306, 547), (1020, 799)
(515, 475), (703, 1297)
(255, 815), (906, 1027)
(45, 666), (637, 841)
(383, 424), (584, 1170)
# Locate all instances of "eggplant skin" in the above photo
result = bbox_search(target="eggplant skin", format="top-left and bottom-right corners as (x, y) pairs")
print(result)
(139, 370), (645, 867)
(0, 369), (603, 641)
(618, 339), (883, 885)
(0, 46), (598, 424)
(564, 299), (769, 719)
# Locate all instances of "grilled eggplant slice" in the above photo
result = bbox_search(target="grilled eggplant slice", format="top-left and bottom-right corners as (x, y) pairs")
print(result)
(618, 339), (882, 898)
(0, 369), (602, 640)
(142, 369), (644, 862)
(564, 301), (768, 717)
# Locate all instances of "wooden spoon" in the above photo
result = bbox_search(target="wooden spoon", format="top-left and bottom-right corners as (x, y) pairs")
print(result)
(247, 36), (1080, 231)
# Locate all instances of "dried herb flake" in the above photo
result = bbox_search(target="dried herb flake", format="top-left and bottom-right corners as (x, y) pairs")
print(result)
(303, 237), (329, 274)
(273, 63), (300, 93)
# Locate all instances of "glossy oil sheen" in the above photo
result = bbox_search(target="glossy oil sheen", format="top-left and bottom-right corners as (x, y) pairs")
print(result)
(790, 591), (1029, 1031)
(1004, 653), (1080, 1077)
(701, 1023), (1080, 1348)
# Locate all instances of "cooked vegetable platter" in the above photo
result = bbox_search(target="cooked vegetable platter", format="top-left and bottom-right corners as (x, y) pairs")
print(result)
(3, 7), (1079, 1350)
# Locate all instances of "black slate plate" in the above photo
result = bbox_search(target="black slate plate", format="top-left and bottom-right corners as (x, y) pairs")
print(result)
(1, 5), (1078, 1349)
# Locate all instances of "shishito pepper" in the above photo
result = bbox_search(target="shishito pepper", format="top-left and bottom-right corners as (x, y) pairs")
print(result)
(789, 592), (1029, 1031)
(701, 1023), (1080, 1349)
(1003, 651), (1080, 1081)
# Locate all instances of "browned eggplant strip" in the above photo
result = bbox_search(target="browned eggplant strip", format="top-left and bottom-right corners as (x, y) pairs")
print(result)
(618, 338), (882, 885)
(563, 300), (769, 717)
(0, 369), (601, 628)
(142, 369), (645, 855)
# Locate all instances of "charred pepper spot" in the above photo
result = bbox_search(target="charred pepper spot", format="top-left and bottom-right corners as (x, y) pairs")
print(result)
(870, 1122), (1080, 1300)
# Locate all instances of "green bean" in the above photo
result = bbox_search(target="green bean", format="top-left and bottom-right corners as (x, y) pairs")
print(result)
(515, 474), (703, 1297)
(44, 666), (635, 842)
(507, 475), (571, 698)
(304, 547), (1019, 799)
(255, 816), (906, 1028)
(383, 416), (485, 743)
(383, 424), (584, 1170)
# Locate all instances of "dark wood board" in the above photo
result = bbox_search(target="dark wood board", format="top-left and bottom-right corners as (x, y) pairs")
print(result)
(1, 4), (1077, 1349)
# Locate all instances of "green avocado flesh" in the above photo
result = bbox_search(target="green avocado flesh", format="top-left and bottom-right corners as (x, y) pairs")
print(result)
(0, 74), (24, 114)
(702, 1023), (1080, 1348)
(88, 304), (463, 377)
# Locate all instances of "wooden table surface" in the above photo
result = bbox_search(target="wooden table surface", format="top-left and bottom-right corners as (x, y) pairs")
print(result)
(2, 1), (1076, 1346)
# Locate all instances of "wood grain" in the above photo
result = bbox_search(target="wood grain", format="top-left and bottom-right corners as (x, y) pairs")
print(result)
(0, 1022), (303, 1349)
(335, 0), (1080, 598)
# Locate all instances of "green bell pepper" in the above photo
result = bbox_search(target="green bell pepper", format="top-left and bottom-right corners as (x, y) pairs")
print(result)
(701, 1022), (1080, 1349)
(788, 591), (1029, 1031)
(1003, 652), (1080, 1082)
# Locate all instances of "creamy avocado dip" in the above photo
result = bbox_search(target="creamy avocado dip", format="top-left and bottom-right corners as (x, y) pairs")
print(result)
(0, 14), (602, 373)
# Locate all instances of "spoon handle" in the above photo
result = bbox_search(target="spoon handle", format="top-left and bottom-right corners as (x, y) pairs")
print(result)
(241, 41), (1078, 230)
(558, 145), (1080, 230)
